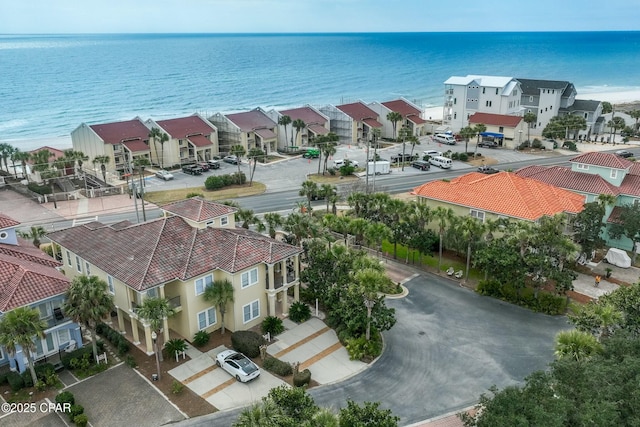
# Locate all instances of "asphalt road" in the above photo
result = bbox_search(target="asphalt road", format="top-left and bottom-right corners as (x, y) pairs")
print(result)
(176, 273), (570, 426)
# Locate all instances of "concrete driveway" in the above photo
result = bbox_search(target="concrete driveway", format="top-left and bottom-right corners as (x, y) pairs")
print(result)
(176, 273), (569, 426)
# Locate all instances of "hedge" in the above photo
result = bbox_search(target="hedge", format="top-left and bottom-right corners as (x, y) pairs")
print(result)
(204, 172), (246, 190)
(263, 356), (293, 377)
(476, 280), (567, 315)
(231, 330), (266, 358)
(293, 369), (312, 387)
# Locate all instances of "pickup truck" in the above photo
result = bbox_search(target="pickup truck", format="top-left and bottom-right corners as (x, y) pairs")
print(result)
(182, 165), (203, 175)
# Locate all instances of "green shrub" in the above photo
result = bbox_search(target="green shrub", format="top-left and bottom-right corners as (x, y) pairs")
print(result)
(69, 404), (84, 421)
(193, 330), (210, 347)
(458, 153), (468, 162)
(261, 316), (285, 336)
(95, 322), (107, 335)
(21, 370), (34, 388)
(117, 340), (130, 356)
(74, 414), (89, 427)
(327, 167), (336, 176)
(27, 182), (52, 195)
(56, 390), (75, 406)
(186, 192), (204, 198)
(289, 301), (311, 323)
(451, 152), (459, 160)
(205, 175), (224, 190)
(345, 335), (383, 361)
(476, 279), (501, 296)
(531, 139), (543, 149)
(6, 371), (24, 391)
(164, 338), (188, 357)
(536, 292), (567, 315)
(0, 372), (8, 385)
(125, 355), (137, 368)
(61, 347), (93, 370)
(562, 140), (578, 151)
(171, 380), (185, 394)
(231, 330), (266, 358)
(263, 356), (293, 376)
(293, 369), (312, 387)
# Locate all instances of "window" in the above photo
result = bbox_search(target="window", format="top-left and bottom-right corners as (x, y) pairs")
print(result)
(195, 274), (213, 296)
(513, 90), (518, 96)
(220, 216), (228, 226)
(454, 113), (457, 119)
(107, 275), (115, 294)
(485, 101), (492, 107)
(470, 210), (485, 222)
(197, 307), (217, 330)
(75, 256), (82, 273)
(577, 164), (589, 171)
(495, 88), (499, 95)
(499, 127), (504, 132)
(85, 262), (91, 276)
(453, 98), (456, 104)
(584, 113), (588, 119)
(241, 268), (259, 288)
(482, 87), (485, 94)
(206, 220), (214, 227)
(66, 251), (72, 266)
(147, 288), (158, 298)
(57, 329), (70, 346)
(610, 169), (618, 179)
(243, 300), (260, 323)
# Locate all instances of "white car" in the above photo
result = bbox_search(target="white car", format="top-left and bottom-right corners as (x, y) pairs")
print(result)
(422, 150), (442, 158)
(333, 159), (359, 168)
(155, 169), (174, 181)
(215, 350), (260, 382)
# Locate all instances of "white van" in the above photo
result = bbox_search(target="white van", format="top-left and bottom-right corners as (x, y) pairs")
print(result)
(434, 133), (456, 145)
(429, 156), (452, 169)
(333, 159), (359, 168)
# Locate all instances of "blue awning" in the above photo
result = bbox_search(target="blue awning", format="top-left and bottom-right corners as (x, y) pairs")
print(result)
(480, 132), (504, 138)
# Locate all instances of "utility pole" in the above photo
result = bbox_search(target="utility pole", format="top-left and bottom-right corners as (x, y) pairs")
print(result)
(365, 135), (370, 193)
(127, 157), (140, 223)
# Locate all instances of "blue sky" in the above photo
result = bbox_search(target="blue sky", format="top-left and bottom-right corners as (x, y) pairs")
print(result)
(1, 0), (638, 33)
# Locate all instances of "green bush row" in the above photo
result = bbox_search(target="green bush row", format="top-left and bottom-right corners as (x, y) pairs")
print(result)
(261, 316), (284, 336)
(4, 363), (59, 391)
(204, 172), (246, 190)
(96, 322), (130, 355)
(293, 369), (312, 387)
(231, 330), (266, 358)
(263, 356), (293, 377)
(27, 182), (52, 195)
(476, 280), (567, 315)
(56, 391), (88, 426)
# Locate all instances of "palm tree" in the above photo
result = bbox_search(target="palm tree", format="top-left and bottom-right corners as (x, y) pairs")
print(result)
(18, 225), (47, 247)
(629, 109), (640, 133)
(9, 148), (23, 179)
(12, 150), (31, 181)
(234, 401), (285, 427)
(278, 115), (292, 147)
(63, 149), (88, 178)
(247, 147), (265, 186)
(593, 303), (622, 341)
(263, 212), (283, 238)
(203, 279), (234, 334)
(292, 119), (306, 146)
(364, 222), (390, 256)
(30, 149), (53, 173)
(236, 208), (261, 229)
(137, 296), (175, 377)
(354, 268), (387, 341)
(319, 184), (336, 212)
(461, 216), (485, 282)
(62, 275), (114, 361)
(92, 155), (111, 182)
(523, 112), (537, 144)
(607, 116), (626, 145)
(473, 123), (487, 155)
(386, 111), (403, 140)
(0, 306), (47, 385)
(554, 329), (601, 362)
(148, 127), (169, 168)
(230, 144), (246, 176)
(348, 217), (368, 246)
(433, 206), (455, 272)
(0, 142), (15, 174)
(398, 126), (412, 171)
(299, 180), (319, 214)
(459, 126), (476, 154)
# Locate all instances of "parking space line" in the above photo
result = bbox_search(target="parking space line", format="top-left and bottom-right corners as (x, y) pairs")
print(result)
(183, 365), (217, 384)
(201, 377), (236, 399)
(274, 326), (331, 358)
(299, 341), (343, 370)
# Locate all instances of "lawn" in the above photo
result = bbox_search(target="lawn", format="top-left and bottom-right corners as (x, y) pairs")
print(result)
(144, 182), (266, 205)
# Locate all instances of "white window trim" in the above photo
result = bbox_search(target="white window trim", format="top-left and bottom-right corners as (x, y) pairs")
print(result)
(195, 274), (213, 296)
(241, 268), (259, 289)
(107, 275), (115, 295)
(66, 251), (72, 266)
(242, 300), (260, 324)
(220, 216), (229, 226)
(470, 209), (485, 222)
(610, 169), (618, 179)
(577, 164), (589, 170)
(75, 256), (82, 273)
(85, 262), (91, 276)
(197, 307), (217, 331)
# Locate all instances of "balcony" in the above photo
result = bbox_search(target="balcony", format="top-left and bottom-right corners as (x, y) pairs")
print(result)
(445, 89), (454, 95)
(43, 307), (70, 329)
(168, 295), (182, 313)
(267, 273), (297, 290)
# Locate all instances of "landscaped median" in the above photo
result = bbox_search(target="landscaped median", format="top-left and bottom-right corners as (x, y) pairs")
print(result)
(143, 182), (266, 205)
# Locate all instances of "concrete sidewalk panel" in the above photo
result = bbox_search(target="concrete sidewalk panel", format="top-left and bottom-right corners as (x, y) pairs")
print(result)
(205, 371), (287, 410)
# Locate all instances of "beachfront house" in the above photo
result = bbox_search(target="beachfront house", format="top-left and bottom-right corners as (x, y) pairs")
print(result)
(47, 198), (303, 355)
(468, 112), (526, 149)
(516, 152), (640, 252)
(145, 114), (219, 168)
(71, 118), (152, 180)
(267, 106), (330, 150)
(411, 171), (585, 227)
(319, 101), (383, 145)
(0, 213), (82, 373)
(208, 108), (278, 155)
(442, 75), (523, 132)
(369, 98), (427, 139)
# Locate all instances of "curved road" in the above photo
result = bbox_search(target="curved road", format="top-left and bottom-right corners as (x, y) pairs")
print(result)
(177, 272), (569, 426)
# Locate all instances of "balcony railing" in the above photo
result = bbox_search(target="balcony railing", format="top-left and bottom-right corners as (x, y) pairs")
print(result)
(168, 295), (181, 309)
(267, 273), (297, 290)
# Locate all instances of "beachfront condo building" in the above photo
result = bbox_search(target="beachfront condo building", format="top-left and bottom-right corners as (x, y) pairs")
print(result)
(48, 198), (303, 355)
(145, 114), (219, 168)
(208, 108), (279, 155)
(369, 98), (428, 139)
(319, 101), (383, 145)
(267, 106), (330, 150)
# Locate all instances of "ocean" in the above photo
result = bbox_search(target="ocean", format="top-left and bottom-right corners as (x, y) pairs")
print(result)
(1, 32), (640, 150)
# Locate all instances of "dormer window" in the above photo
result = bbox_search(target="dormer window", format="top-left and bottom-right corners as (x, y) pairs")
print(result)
(576, 164), (589, 171)
(220, 216), (228, 226)
(611, 169), (618, 179)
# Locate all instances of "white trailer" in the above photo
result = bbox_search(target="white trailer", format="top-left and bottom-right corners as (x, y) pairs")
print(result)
(366, 161), (391, 175)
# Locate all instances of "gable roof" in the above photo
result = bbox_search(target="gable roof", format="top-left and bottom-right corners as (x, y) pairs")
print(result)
(516, 78), (571, 95)
(515, 165), (619, 195)
(412, 172), (585, 221)
(0, 214), (20, 230)
(618, 174), (640, 197)
(226, 109), (277, 131)
(155, 115), (216, 139)
(380, 99), (426, 125)
(279, 106), (327, 125)
(90, 118), (150, 145)
(28, 146), (66, 162)
(561, 99), (601, 113)
(570, 152), (634, 170)
(162, 197), (238, 222)
(48, 216), (302, 291)
(336, 102), (379, 121)
(469, 112), (523, 127)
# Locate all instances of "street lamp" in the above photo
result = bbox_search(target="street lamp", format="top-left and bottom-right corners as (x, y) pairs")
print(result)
(138, 164), (147, 222)
(518, 130), (523, 150)
(151, 331), (160, 381)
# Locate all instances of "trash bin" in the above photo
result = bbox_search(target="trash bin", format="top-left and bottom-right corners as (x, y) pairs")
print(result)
(152, 374), (158, 381)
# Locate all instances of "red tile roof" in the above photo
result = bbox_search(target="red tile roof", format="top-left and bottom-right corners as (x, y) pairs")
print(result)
(186, 134), (213, 148)
(570, 152), (634, 169)
(619, 174), (640, 197)
(0, 239), (61, 268)
(381, 99), (422, 117)
(279, 107), (327, 125)
(122, 139), (150, 153)
(308, 124), (329, 135)
(161, 198), (237, 222)
(515, 165), (618, 195)
(90, 118), (151, 145)
(29, 146), (66, 161)
(363, 118), (383, 128)
(629, 162), (640, 176)
(606, 206), (623, 224)
(226, 110), (277, 131)
(336, 102), (379, 121)
(155, 115), (216, 139)
(412, 172), (585, 221)
(48, 216), (302, 291)
(0, 214), (20, 230)
(254, 128), (277, 139)
(469, 112), (523, 127)
(407, 115), (426, 125)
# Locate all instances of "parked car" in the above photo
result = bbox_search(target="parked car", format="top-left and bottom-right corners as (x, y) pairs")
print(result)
(333, 159), (359, 168)
(411, 160), (430, 171)
(478, 165), (499, 174)
(223, 155), (240, 165)
(182, 165), (203, 175)
(155, 169), (174, 181)
(207, 159), (221, 169)
(391, 153), (417, 163)
(422, 150), (442, 158)
(196, 161), (211, 171)
(478, 140), (498, 148)
(215, 350), (260, 382)
(615, 150), (634, 158)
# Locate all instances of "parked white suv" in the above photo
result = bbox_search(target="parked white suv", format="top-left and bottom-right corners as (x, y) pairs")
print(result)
(333, 159), (359, 168)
